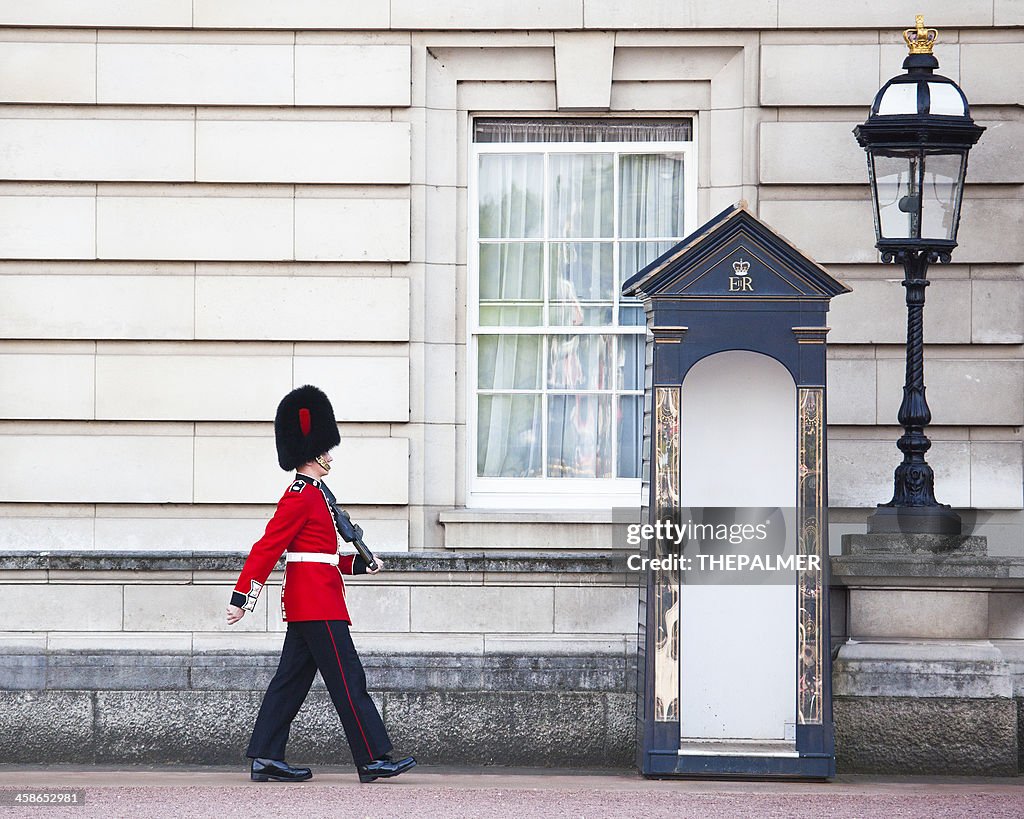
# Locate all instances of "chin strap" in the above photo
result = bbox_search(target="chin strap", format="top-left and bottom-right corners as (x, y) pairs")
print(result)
(315, 455), (331, 472)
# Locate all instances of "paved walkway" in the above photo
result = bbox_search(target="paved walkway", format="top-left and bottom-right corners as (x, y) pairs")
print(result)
(0, 767), (1022, 818)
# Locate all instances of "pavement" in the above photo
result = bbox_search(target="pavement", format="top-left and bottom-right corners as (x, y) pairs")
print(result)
(0, 766), (1022, 819)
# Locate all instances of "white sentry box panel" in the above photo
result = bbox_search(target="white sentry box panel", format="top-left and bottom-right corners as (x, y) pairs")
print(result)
(679, 350), (797, 742)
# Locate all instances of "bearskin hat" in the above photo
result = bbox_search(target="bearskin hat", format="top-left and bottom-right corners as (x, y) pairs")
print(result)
(274, 385), (341, 470)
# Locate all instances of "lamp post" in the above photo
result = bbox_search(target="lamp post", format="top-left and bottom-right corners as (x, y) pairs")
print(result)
(854, 16), (984, 535)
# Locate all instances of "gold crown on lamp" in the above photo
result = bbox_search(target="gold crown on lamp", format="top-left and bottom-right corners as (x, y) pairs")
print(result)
(732, 258), (750, 275)
(904, 14), (938, 55)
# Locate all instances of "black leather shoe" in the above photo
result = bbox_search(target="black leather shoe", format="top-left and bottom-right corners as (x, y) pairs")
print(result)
(250, 757), (313, 782)
(357, 755), (416, 783)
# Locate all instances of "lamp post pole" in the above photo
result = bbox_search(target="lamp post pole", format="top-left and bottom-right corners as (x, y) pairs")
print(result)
(854, 16), (984, 535)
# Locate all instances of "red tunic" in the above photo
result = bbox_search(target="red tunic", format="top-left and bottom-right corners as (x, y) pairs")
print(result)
(231, 477), (362, 623)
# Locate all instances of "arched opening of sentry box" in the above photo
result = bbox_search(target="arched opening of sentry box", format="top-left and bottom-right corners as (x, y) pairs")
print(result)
(679, 350), (796, 748)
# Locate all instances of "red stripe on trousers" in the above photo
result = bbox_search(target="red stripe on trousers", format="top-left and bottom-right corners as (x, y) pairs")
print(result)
(325, 621), (374, 760)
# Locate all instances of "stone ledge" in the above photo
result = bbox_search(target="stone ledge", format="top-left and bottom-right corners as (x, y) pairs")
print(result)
(0, 550), (629, 575)
(831, 554), (1024, 588)
(0, 651), (637, 695)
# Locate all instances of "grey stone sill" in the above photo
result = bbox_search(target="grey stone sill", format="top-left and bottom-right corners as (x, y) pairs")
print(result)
(832, 553), (1024, 587)
(0, 550), (627, 574)
(439, 509), (619, 524)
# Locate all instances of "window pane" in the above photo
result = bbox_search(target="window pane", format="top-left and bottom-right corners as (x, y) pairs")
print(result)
(548, 395), (613, 478)
(480, 242), (543, 326)
(620, 240), (677, 285)
(617, 395), (643, 478)
(478, 335), (543, 390)
(548, 335), (613, 391)
(549, 153), (613, 238)
(479, 154), (543, 238)
(618, 302), (645, 326)
(618, 335), (645, 391)
(478, 395), (542, 477)
(872, 150), (919, 240)
(921, 152), (964, 241)
(619, 154), (686, 238)
(548, 242), (613, 327)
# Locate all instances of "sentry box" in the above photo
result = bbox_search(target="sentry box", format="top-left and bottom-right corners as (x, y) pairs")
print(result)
(622, 203), (849, 779)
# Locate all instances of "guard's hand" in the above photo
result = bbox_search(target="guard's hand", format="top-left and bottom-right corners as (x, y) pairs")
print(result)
(226, 604), (245, 625)
(367, 556), (384, 575)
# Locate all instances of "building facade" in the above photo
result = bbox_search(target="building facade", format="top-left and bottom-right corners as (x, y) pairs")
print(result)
(0, 3), (1021, 772)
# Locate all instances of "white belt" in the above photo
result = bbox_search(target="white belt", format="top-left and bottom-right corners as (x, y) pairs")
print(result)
(286, 552), (339, 566)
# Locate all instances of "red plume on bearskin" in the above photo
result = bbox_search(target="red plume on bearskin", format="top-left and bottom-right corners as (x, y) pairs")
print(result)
(274, 385), (340, 470)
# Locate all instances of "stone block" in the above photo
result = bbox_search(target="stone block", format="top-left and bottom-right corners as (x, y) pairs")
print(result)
(828, 439), (970, 509)
(94, 516), (267, 552)
(956, 198), (1024, 263)
(422, 423), (456, 507)
(196, 121), (409, 184)
(876, 359), (1024, 426)
(0, 433), (194, 502)
(585, 0), (777, 28)
(94, 690), (264, 764)
(0, 0), (193, 26)
(391, 0), (583, 29)
(293, 355), (410, 422)
(194, 435), (409, 504)
(991, 593), (1024, 639)
(779, 0), (993, 28)
(0, 516), (93, 551)
(192, 0), (390, 28)
(0, 273), (194, 339)
(612, 81), (711, 113)
(961, 44), (1024, 106)
(46, 653), (191, 690)
(842, 533), (986, 556)
(996, 0), (1024, 25)
(554, 587), (638, 634)
(848, 590), (989, 639)
(973, 280), (1024, 344)
(761, 45), (880, 106)
(0, 41), (95, 103)
(828, 279), (971, 345)
(46, 632), (193, 651)
(758, 199), (876, 264)
(97, 43), (293, 105)
(971, 443), (1024, 510)
(834, 696), (1018, 775)
(0, 584), (122, 630)
(196, 275), (409, 341)
(295, 45), (410, 107)
(294, 198), (410, 262)
(0, 691), (94, 763)
(411, 586), (554, 633)
(825, 358), (876, 425)
(0, 195), (95, 259)
(97, 196), (293, 261)
(759, 121), (864, 185)
(554, 32), (614, 110)
(0, 118), (194, 182)
(0, 352), (94, 419)
(0, 654), (45, 689)
(457, 80), (556, 112)
(95, 353), (292, 421)
(124, 585), (263, 632)
(419, 264), (458, 344)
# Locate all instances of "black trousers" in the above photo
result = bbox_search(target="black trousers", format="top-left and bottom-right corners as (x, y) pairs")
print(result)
(247, 620), (392, 767)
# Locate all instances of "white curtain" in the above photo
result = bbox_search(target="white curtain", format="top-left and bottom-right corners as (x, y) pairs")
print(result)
(477, 151), (684, 479)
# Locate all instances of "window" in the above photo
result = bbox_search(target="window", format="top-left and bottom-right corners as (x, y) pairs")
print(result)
(469, 119), (696, 507)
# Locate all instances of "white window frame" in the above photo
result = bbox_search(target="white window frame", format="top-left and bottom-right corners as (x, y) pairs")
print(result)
(466, 123), (698, 509)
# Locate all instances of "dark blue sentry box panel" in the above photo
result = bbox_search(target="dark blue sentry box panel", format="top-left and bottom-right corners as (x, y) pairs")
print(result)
(624, 203), (849, 779)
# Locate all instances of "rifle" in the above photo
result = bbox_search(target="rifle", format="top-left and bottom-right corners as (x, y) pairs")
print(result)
(332, 506), (380, 572)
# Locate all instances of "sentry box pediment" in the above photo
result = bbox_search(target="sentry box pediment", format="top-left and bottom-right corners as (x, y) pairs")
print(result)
(623, 202), (850, 303)
(624, 203), (849, 780)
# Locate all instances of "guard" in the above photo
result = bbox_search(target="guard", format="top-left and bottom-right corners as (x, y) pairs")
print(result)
(225, 384), (416, 784)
